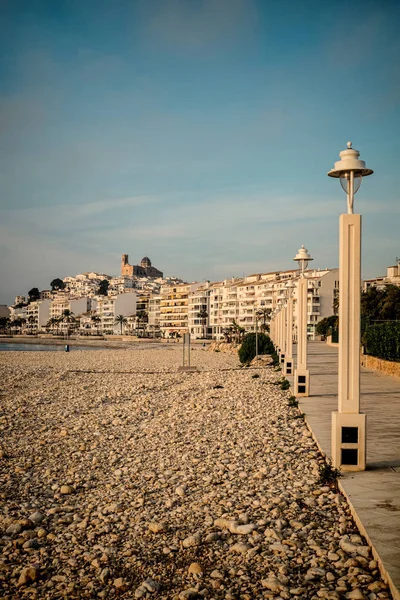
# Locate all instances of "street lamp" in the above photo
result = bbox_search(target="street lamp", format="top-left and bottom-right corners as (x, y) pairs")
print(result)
(293, 245), (313, 396)
(283, 280), (295, 376)
(328, 142), (373, 471)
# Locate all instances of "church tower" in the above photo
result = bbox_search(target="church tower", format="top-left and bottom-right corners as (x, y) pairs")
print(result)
(121, 254), (133, 276)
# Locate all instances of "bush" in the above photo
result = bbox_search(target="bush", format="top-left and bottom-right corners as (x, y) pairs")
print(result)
(238, 332), (275, 364)
(362, 322), (400, 362)
(316, 315), (338, 337)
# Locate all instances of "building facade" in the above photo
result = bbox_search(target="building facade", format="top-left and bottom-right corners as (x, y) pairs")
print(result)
(121, 254), (163, 279)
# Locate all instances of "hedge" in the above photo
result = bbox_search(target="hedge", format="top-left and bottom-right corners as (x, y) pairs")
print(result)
(238, 332), (275, 364)
(362, 322), (400, 362)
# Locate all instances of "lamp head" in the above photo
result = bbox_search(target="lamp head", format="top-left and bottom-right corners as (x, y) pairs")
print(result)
(293, 245), (313, 274)
(327, 142), (373, 182)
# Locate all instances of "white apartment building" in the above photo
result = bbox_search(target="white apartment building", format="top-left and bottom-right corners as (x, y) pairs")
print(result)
(208, 278), (243, 340)
(196, 268), (338, 341)
(26, 299), (51, 331)
(148, 295), (161, 333)
(50, 297), (91, 320)
(188, 283), (210, 339)
(159, 282), (202, 337)
(95, 292), (137, 335)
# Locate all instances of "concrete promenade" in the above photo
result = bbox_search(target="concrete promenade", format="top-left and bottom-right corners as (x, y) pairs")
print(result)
(288, 341), (400, 599)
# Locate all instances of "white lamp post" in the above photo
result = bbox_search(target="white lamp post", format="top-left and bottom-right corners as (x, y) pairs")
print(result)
(277, 297), (286, 365)
(293, 245), (313, 396)
(328, 142), (373, 471)
(283, 280), (295, 376)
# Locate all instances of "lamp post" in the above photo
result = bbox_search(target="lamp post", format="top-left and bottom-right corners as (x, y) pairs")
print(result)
(283, 280), (295, 376)
(293, 245), (313, 396)
(328, 142), (373, 471)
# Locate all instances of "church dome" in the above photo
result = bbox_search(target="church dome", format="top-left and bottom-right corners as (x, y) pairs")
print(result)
(140, 256), (152, 268)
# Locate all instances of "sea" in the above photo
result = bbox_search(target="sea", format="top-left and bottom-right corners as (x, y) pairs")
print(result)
(0, 343), (106, 352)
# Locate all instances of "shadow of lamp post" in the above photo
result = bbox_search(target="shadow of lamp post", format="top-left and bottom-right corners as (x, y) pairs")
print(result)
(328, 142), (373, 471)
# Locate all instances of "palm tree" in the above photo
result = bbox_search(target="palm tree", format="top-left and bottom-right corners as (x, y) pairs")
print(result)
(90, 314), (101, 335)
(61, 310), (76, 337)
(115, 314), (127, 335)
(27, 316), (37, 333)
(222, 327), (233, 343)
(231, 319), (245, 343)
(136, 310), (148, 336)
(256, 308), (271, 332)
(197, 309), (208, 339)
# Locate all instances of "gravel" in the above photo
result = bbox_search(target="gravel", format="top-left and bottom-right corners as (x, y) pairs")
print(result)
(0, 346), (393, 599)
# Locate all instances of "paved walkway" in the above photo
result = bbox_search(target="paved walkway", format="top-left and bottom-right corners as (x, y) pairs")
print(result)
(288, 341), (400, 600)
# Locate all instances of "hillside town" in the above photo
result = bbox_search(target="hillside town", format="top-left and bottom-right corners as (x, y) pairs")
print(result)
(1, 253), (399, 341)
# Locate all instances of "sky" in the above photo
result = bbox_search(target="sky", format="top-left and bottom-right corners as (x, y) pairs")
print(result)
(0, 0), (399, 305)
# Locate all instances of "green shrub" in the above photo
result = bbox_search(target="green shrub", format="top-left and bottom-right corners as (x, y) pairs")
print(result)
(362, 322), (400, 362)
(238, 332), (275, 364)
(280, 379), (290, 390)
(316, 315), (338, 337)
(318, 459), (341, 486)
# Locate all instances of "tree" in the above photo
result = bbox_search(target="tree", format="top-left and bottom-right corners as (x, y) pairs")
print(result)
(97, 280), (109, 296)
(231, 319), (245, 343)
(90, 314), (101, 335)
(361, 284), (400, 323)
(115, 314), (127, 334)
(136, 310), (148, 335)
(197, 309), (208, 339)
(238, 332), (275, 364)
(61, 310), (76, 336)
(50, 278), (66, 291)
(316, 315), (338, 337)
(222, 327), (233, 343)
(256, 308), (271, 333)
(27, 316), (37, 332)
(0, 317), (10, 333)
(28, 288), (40, 303)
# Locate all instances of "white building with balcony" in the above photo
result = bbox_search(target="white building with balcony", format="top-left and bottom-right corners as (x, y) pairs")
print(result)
(95, 292), (137, 335)
(159, 283), (202, 337)
(26, 299), (51, 331)
(188, 283), (210, 339)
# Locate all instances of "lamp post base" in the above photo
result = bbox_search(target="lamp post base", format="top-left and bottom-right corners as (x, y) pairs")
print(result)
(332, 411), (366, 471)
(294, 368), (309, 396)
(283, 356), (293, 376)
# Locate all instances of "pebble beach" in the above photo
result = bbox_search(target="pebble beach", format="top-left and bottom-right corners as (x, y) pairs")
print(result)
(0, 346), (393, 600)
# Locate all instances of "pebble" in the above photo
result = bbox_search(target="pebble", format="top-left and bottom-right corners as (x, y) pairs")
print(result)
(0, 346), (391, 600)
(188, 562), (204, 575)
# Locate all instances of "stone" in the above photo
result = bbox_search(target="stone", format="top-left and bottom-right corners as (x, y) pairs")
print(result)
(17, 566), (39, 587)
(346, 589), (367, 600)
(60, 485), (74, 495)
(188, 563), (204, 575)
(6, 523), (23, 535)
(230, 542), (251, 554)
(182, 534), (201, 548)
(28, 511), (44, 525)
(148, 521), (167, 533)
(261, 576), (284, 593)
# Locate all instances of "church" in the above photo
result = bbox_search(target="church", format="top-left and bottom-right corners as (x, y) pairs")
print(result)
(121, 254), (163, 278)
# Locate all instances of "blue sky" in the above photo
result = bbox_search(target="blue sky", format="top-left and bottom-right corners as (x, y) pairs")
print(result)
(0, 0), (399, 305)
